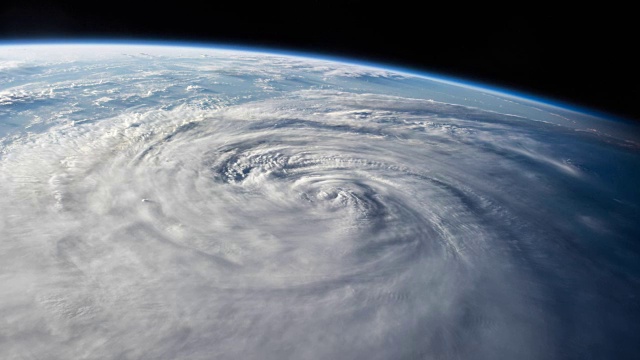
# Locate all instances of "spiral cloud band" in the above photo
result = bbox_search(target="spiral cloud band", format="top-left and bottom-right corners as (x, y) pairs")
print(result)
(1, 45), (639, 359)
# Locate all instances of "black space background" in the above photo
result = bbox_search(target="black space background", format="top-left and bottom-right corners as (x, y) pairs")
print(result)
(1, 1), (638, 122)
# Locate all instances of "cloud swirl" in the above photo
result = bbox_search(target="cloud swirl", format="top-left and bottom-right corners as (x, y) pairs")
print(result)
(1, 45), (639, 359)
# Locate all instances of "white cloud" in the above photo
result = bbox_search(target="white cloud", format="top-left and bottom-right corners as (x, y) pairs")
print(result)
(0, 45), (636, 359)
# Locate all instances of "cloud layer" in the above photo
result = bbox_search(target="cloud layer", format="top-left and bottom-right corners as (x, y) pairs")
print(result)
(1, 45), (639, 359)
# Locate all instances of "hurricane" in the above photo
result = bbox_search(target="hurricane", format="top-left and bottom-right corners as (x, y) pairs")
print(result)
(1, 44), (639, 359)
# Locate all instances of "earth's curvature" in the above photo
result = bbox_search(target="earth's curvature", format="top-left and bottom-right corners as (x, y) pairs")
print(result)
(1, 43), (639, 359)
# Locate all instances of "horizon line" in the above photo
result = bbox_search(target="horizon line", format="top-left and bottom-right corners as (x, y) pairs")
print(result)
(0, 38), (629, 123)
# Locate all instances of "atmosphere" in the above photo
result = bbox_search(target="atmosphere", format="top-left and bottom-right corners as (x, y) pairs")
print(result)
(1, 44), (639, 359)
(0, 1), (637, 121)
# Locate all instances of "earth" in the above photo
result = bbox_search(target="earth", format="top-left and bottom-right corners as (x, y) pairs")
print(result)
(1, 43), (639, 359)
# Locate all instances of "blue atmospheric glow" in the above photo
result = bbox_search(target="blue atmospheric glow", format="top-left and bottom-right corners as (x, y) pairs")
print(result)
(0, 38), (619, 121)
